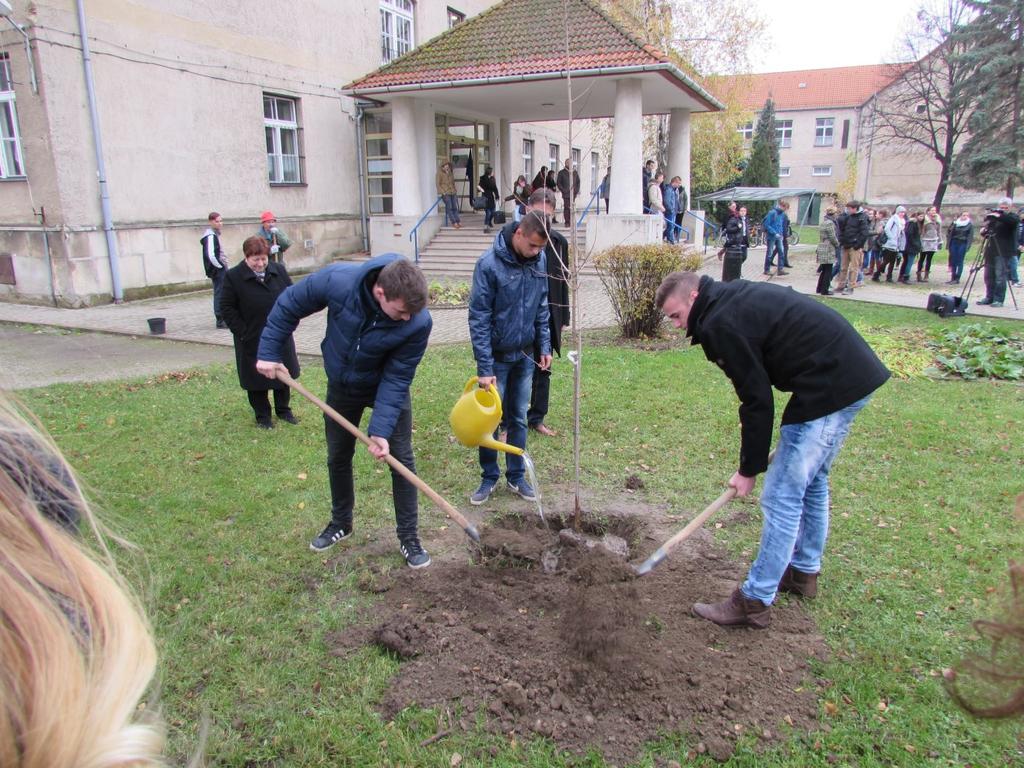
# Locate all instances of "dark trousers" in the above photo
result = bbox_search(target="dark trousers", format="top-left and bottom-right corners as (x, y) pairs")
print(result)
(527, 353), (551, 428)
(916, 251), (935, 276)
(816, 264), (833, 294)
(874, 249), (898, 280)
(721, 254), (743, 282)
(247, 388), (291, 419)
(984, 253), (1010, 303)
(562, 193), (572, 225)
(324, 382), (418, 540)
(211, 268), (226, 322)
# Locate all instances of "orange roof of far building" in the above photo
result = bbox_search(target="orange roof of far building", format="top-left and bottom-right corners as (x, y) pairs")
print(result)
(738, 64), (903, 110)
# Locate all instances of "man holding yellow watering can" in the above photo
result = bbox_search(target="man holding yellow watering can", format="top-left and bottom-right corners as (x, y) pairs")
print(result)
(468, 212), (553, 505)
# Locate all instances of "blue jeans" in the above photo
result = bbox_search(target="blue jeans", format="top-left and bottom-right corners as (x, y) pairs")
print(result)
(479, 354), (534, 485)
(664, 211), (678, 243)
(442, 194), (461, 226)
(484, 204), (495, 228)
(948, 240), (968, 280)
(763, 234), (783, 272)
(1011, 254), (1020, 285)
(741, 394), (872, 604)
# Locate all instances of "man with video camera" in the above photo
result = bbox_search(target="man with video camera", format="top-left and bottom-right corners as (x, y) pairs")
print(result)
(977, 197), (1021, 307)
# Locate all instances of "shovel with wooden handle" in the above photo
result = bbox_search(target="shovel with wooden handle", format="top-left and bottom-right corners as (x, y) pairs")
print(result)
(633, 451), (775, 577)
(278, 372), (481, 544)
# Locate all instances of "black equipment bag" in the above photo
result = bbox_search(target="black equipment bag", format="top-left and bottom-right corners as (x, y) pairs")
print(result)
(926, 292), (967, 318)
(492, 210), (507, 224)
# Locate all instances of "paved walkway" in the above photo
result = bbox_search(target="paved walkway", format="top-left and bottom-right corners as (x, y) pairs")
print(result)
(0, 247), (1019, 360)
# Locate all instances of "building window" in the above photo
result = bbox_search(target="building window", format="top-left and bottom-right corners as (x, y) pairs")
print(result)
(522, 139), (534, 178)
(814, 117), (834, 147)
(548, 143), (559, 170)
(365, 111), (393, 214)
(812, 165), (832, 176)
(571, 147), (581, 172)
(264, 94), (302, 184)
(590, 151), (600, 192)
(381, 0), (414, 64)
(841, 119), (850, 149)
(0, 55), (25, 179)
(737, 121), (753, 142)
(775, 119), (793, 148)
(779, 166), (791, 178)
(446, 6), (464, 27)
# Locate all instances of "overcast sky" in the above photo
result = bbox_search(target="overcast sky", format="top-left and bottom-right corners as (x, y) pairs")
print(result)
(746, 0), (925, 73)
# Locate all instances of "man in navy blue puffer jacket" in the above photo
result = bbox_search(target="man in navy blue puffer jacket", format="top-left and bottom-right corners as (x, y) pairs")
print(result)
(256, 254), (434, 568)
(468, 212), (552, 506)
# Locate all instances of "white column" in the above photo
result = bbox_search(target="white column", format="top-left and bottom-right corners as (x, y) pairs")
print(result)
(391, 97), (421, 216)
(498, 119), (512, 199)
(609, 78), (643, 215)
(415, 100), (437, 213)
(667, 108), (691, 206)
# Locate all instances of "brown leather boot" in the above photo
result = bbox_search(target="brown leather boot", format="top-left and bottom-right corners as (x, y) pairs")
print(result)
(778, 565), (818, 598)
(692, 589), (771, 629)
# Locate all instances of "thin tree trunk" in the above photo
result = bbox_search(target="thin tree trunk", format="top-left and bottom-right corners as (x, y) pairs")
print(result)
(560, 0), (583, 529)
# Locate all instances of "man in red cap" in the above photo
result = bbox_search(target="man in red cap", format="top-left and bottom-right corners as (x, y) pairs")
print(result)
(257, 211), (292, 264)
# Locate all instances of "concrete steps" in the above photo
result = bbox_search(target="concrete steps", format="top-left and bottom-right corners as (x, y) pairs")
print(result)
(352, 212), (595, 280)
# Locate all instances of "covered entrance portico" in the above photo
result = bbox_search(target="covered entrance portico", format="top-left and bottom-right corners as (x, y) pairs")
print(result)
(343, 0), (722, 259)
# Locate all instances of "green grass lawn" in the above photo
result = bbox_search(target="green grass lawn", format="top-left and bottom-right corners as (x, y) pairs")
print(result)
(19, 302), (1024, 766)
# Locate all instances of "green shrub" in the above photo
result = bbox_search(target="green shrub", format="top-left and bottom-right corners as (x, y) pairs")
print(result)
(428, 280), (470, 307)
(594, 243), (702, 338)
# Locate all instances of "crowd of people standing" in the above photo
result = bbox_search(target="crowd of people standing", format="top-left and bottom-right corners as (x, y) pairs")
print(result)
(643, 159), (689, 244)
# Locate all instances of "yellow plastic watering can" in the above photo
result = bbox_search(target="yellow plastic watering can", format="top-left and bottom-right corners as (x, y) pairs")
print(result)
(449, 377), (524, 456)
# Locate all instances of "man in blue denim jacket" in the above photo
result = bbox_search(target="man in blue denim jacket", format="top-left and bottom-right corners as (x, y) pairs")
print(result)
(657, 271), (889, 628)
(468, 212), (552, 505)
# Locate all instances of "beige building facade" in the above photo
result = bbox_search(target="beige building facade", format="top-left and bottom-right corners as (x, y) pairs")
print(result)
(0, 0), (605, 306)
(739, 64), (1006, 222)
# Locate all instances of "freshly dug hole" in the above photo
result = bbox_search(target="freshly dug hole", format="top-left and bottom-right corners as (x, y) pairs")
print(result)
(330, 504), (827, 764)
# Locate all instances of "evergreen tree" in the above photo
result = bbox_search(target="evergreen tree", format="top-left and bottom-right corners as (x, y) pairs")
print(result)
(951, 0), (1024, 196)
(740, 98), (779, 220)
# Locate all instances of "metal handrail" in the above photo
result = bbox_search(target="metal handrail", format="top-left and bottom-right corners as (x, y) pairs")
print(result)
(577, 184), (604, 226)
(644, 206), (691, 243)
(409, 195), (443, 264)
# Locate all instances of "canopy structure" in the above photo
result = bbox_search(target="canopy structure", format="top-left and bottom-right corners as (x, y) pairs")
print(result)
(697, 186), (816, 202)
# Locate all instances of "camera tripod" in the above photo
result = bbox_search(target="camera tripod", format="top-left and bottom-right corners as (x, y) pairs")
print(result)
(960, 232), (1018, 310)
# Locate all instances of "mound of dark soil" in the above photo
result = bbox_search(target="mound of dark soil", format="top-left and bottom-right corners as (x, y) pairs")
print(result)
(329, 506), (827, 764)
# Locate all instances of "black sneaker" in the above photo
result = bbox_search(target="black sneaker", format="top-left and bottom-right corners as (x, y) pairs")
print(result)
(277, 410), (300, 425)
(256, 416), (274, 430)
(399, 537), (431, 569)
(309, 522), (352, 552)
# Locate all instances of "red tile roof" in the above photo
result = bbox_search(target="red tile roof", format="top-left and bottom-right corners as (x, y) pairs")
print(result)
(344, 0), (720, 109)
(737, 65), (901, 110)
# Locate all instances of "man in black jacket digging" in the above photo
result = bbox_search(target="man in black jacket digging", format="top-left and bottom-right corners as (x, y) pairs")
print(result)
(656, 273), (890, 628)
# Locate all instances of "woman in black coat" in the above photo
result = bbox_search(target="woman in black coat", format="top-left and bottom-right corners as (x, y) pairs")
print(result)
(220, 236), (301, 429)
(479, 166), (499, 233)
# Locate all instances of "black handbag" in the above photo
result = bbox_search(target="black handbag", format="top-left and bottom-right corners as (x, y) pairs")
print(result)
(492, 210), (507, 224)
(926, 292), (967, 317)
(471, 196), (488, 211)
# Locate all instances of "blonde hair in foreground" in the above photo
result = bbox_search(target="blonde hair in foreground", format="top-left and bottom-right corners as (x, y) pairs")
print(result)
(0, 393), (164, 767)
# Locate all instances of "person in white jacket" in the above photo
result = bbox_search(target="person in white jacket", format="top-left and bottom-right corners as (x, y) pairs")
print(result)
(647, 172), (665, 215)
(200, 212), (229, 328)
(872, 206), (906, 283)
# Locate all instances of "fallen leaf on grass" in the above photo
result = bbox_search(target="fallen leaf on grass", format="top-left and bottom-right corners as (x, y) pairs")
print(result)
(824, 701), (838, 716)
